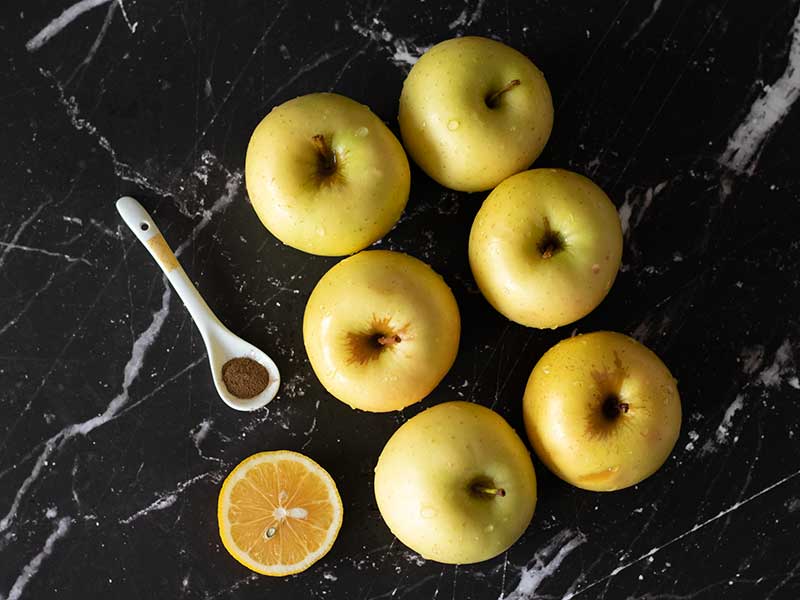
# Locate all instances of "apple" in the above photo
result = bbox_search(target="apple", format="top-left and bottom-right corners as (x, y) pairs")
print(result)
(398, 36), (553, 192)
(245, 92), (410, 256)
(303, 250), (460, 412)
(523, 331), (681, 492)
(374, 401), (537, 564)
(469, 168), (623, 329)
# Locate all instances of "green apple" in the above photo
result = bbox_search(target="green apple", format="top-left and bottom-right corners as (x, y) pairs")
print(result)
(374, 401), (537, 564)
(469, 168), (622, 329)
(523, 331), (681, 492)
(245, 93), (410, 256)
(303, 250), (460, 412)
(398, 36), (553, 192)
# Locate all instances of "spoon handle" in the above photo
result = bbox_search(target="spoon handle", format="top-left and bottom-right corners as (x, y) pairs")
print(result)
(115, 196), (219, 336)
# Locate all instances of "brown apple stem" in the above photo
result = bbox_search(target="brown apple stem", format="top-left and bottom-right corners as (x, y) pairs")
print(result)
(486, 79), (521, 107)
(377, 334), (402, 346)
(473, 485), (506, 497)
(538, 217), (564, 259)
(312, 134), (336, 174)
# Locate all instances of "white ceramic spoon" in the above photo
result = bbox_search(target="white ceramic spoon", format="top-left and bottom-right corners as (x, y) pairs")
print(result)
(116, 196), (280, 411)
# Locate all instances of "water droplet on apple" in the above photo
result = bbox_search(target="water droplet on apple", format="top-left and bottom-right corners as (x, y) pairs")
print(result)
(316, 226), (326, 236)
(485, 524), (495, 533)
(421, 121), (427, 129)
(420, 506), (437, 519)
(355, 126), (369, 137)
(447, 120), (460, 131)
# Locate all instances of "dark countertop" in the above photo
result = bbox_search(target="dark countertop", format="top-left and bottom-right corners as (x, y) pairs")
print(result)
(2, 1), (800, 598)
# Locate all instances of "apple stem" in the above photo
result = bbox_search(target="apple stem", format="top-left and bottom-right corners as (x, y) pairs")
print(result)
(538, 217), (565, 259)
(312, 134), (336, 174)
(377, 334), (402, 346)
(619, 402), (630, 414)
(473, 485), (506, 497)
(486, 79), (521, 108)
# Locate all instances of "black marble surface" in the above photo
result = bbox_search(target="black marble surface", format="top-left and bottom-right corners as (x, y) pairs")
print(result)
(2, 0), (800, 598)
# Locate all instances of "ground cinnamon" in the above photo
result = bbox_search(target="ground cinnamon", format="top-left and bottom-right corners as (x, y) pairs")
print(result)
(221, 357), (269, 399)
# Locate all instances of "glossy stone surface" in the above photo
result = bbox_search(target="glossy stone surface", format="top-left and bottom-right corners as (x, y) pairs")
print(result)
(2, 1), (800, 598)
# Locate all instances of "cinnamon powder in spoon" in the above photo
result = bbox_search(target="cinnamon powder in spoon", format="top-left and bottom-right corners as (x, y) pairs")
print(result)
(221, 357), (269, 399)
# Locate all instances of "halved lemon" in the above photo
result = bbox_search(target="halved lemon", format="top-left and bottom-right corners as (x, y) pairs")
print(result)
(218, 450), (343, 576)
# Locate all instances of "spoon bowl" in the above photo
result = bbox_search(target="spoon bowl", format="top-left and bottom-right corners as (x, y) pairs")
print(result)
(206, 324), (280, 411)
(116, 196), (280, 411)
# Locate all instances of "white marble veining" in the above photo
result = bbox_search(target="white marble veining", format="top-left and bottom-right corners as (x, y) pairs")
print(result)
(1, 517), (71, 600)
(501, 530), (586, 600)
(115, 0), (137, 34)
(25, 0), (112, 52)
(0, 242), (93, 266)
(758, 339), (795, 388)
(565, 467), (800, 598)
(448, 0), (487, 30)
(0, 201), (51, 271)
(700, 394), (744, 455)
(0, 273), (56, 338)
(4, 0), (800, 597)
(713, 394), (744, 445)
(351, 17), (431, 69)
(120, 471), (219, 525)
(0, 284), (172, 538)
(624, 0), (664, 46)
(0, 134), (242, 589)
(720, 6), (800, 174)
(65, 0), (117, 86)
(618, 180), (668, 238)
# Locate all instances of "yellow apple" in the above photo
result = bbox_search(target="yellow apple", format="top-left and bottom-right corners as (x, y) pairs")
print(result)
(374, 401), (537, 564)
(523, 331), (681, 492)
(303, 250), (460, 412)
(398, 36), (553, 192)
(469, 169), (622, 329)
(245, 93), (410, 256)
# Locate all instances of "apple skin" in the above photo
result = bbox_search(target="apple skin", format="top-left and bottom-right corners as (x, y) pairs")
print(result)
(523, 331), (681, 492)
(303, 250), (460, 412)
(245, 93), (410, 256)
(374, 401), (537, 564)
(469, 169), (623, 329)
(398, 36), (553, 192)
